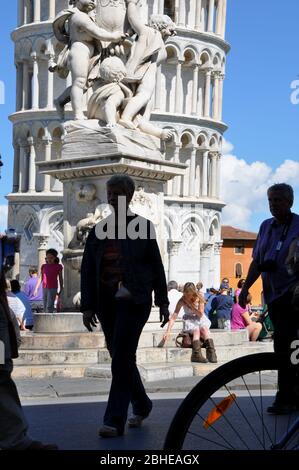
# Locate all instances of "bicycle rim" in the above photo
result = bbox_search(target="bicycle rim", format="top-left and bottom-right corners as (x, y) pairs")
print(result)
(164, 353), (299, 450)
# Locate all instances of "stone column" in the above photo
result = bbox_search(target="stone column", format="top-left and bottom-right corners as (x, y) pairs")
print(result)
(31, 52), (39, 109)
(189, 146), (197, 197)
(218, 73), (225, 121)
(178, 0), (185, 27)
(16, 62), (23, 111)
(221, 0), (227, 37)
(46, 53), (54, 108)
(158, 0), (164, 14)
(201, 150), (209, 197)
(18, 0), (24, 27)
(34, 234), (50, 272)
(154, 64), (162, 111)
(204, 69), (212, 117)
(210, 151), (218, 198)
(207, 0), (215, 32)
(33, 0), (41, 22)
(173, 144), (181, 196)
(18, 141), (26, 193)
(168, 240), (182, 281)
(49, 0), (56, 20)
(13, 143), (20, 192)
(175, 61), (182, 114)
(191, 65), (199, 115)
(215, 0), (223, 35)
(22, 60), (29, 110)
(195, 0), (202, 30)
(11, 252), (20, 281)
(213, 241), (223, 287)
(216, 152), (221, 198)
(27, 136), (36, 193)
(43, 136), (52, 192)
(200, 243), (213, 291)
(23, 0), (28, 25)
(212, 71), (220, 120)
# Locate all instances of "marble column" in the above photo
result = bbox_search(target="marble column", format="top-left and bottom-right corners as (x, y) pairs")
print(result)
(22, 60), (29, 110)
(216, 152), (221, 198)
(212, 71), (220, 120)
(218, 73), (225, 121)
(191, 65), (199, 115)
(215, 0), (223, 35)
(158, 0), (164, 14)
(221, 0), (227, 37)
(200, 243), (214, 291)
(27, 137), (36, 193)
(11, 252), (20, 281)
(189, 147), (197, 197)
(49, 0), (56, 20)
(173, 144), (181, 196)
(34, 234), (50, 272)
(23, 0), (28, 25)
(213, 241), (223, 287)
(16, 62), (23, 111)
(168, 240), (182, 281)
(13, 143), (20, 192)
(207, 0), (215, 33)
(201, 150), (209, 196)
(195, 0), (202, 30)
(210, 151), (218, 198)
(31, 52), (39, 109)
(46, 53), (54, 108)
(18, 141), (26, 193)
(175, 61), (182, 114)
(178, 0), (185, 27)
(33, 0), (41, 22)
(43, 136), (52, 192)
(203, 69), (212, 117)
(154, 64), (162, 111)
(18, 0), (24, 27)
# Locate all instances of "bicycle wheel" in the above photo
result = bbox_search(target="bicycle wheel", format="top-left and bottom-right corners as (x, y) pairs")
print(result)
(164, 353), (299, 450)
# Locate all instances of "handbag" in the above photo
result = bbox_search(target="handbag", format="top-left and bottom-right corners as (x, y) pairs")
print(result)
(175, 332), (193, 348)
(115, 281), (133, 301)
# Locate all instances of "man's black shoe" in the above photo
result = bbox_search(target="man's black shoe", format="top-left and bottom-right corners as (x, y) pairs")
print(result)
(267, 402), (297, 415)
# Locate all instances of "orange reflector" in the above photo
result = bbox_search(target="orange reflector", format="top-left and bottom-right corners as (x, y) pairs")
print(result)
(203, 394), (237, 429)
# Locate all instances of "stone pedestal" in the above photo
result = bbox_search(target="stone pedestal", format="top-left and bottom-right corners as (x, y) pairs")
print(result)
(38, 122), (185, 309)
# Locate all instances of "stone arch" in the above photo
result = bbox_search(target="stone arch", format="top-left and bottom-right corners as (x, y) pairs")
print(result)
(35, 127), (46, 191)
(181, 213), (206, 251)
(163, 0), (175, 21)
(179, 131), (194, 197)
(182, 48), (197, 115)
(199, 49), (212, 67)
(209, 215), (221, 240)
(24, 0), (34, 25)
(213, 53), (221, 68)
(197, 132), (209, 148)
(50, 127), (63, 192)
(209, 135), (218, 149)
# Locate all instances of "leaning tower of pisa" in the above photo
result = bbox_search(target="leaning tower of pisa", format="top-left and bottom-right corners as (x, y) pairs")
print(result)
(8, 0), (229, 288)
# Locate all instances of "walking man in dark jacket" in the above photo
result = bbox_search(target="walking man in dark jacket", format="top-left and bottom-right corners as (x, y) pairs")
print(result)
(81, 175), (169, 437)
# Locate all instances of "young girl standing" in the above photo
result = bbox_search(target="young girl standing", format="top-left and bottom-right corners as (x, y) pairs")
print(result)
(163, 282), (217, 363)
(34, 249), (63, 313)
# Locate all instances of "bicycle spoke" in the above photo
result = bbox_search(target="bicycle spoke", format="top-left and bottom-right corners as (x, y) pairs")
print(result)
(186, 430), (233, 450)
(209, 395), (250, 449)
(195, 410), (235, 450)
(223, 384), (266, 449)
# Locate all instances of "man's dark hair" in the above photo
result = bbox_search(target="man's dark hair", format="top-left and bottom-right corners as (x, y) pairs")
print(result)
(106, 175), (135, 199)
(267, 183), (294, 205)
(10, 279), (21, 293)
(29, 267), (38, 275)
(167, 280), (178, 290)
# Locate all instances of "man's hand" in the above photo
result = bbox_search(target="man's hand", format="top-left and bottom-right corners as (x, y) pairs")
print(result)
(159, 304), (169, 328)
(238, 288), (248, 309)
(82, 310), (98, 332)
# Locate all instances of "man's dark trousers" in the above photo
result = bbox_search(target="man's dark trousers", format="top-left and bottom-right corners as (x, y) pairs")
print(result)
(98, 290), (152, 433)
(268, 291), (299, 404)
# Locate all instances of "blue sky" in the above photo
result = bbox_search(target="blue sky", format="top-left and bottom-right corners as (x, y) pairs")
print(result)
(0, 0), (299, 232)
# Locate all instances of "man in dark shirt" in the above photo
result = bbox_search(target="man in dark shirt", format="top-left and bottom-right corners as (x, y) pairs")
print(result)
(208, 282), (233, 330)
(81, 175), (169, 437)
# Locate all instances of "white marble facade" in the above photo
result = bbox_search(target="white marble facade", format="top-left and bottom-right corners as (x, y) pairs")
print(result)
(8, 0), (229, 289)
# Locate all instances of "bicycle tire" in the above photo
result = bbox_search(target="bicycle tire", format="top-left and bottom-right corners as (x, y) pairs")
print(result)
(164, 352), (292, 450)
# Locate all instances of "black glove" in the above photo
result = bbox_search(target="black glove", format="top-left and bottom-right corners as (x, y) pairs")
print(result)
(82, 310), (98, 332)
(159, 304), (170, 328)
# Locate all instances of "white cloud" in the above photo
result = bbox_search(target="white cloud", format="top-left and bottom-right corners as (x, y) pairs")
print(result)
(0, 205), (8, 232)
(220, 140), (299, 230)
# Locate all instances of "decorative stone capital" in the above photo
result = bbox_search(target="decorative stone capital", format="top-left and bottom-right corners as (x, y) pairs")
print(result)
(42, 136), (52, 146)
(30, 52), (38, 62)
(209, 151), (221, 159)
(33, 233), (49, 250)
(27, 136), (35, 146)
(168, 239), (182, 255)
(200, 242), (214, 256)
(214, 241), (223, 255)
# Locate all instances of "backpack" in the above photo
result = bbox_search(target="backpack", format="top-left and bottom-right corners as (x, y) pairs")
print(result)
(257, 305), (274, 341)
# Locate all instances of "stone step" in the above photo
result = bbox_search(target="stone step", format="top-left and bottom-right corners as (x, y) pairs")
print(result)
(15, 341), (273, 368)
(20, 332), (105, 350)
(12, 364), (88, 379)
(19, 328), (248, 350)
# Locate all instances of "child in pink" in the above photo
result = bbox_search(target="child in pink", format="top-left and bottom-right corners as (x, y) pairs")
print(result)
(231, 293), (262, 341)
(34, 249), (63, 313)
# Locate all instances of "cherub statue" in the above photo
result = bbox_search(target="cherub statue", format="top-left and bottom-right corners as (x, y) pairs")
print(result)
(69, 204), (110, 248)
(118, 0), (176, 138)
(51, 0), (125, 120)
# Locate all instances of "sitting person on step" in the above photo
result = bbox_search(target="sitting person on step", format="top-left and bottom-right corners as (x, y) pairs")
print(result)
(163, 282), (217, 363)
